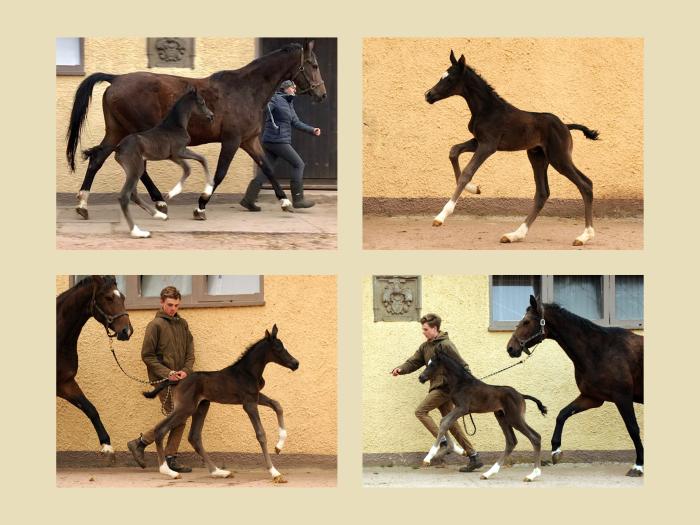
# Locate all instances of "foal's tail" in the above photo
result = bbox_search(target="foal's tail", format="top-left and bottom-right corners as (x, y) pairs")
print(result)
(143, 381), (169, 399)
(523, 395), (548, 416)
(567, 123), (600, 141)
(66, 72), (117, 172)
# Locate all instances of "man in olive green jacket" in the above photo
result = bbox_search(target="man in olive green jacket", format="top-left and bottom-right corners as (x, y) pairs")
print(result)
(127, 286), (195, 473)
(391, 313), (483, 472)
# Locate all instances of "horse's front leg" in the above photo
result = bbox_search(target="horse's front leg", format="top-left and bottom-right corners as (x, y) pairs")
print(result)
(615, 399), (644, 477)
(258, 393), (287, 454)
(433, 145), (495, 227)
(243, 402), (286, 483)
(449, 139), (480, 194)
(165, 157), (192, 201)
(177, 148), (212, 200)
(195, 137), (240, 220)
(423, 407), (466, 465)
(551, 395), (603, 464)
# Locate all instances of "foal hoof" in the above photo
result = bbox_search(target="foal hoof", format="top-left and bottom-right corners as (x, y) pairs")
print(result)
(479, 474), (489, 480)
(626, 467), (644, 477)
(573, 239), (584, 246)
(272, 475), (288, 484)
(421, 460), (431, 468)
(275, 446), (282, 454)
(193, 209), (207, 221)
(432, 219), (443, 227)
(500, 235), (512, 243)
(75, 207), (89, 220)
(211, 468), (232, 478)
(155, 201), (168, 214)
(551, 450), (562, 465)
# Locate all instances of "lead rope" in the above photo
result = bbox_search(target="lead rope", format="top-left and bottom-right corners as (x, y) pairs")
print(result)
(106, 334), (173, 415)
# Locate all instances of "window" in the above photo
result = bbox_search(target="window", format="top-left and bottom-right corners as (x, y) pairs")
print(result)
(56, 38), (84, 76)
(70, 275), (264, 309)
(489, 275), (643, 330)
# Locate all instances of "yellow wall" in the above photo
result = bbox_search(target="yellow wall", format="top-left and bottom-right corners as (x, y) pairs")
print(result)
(363, 275), (643, 453)
(363, 38), (643, 200)
(56, 38), (256, 195)
(56, 275), (337, 455)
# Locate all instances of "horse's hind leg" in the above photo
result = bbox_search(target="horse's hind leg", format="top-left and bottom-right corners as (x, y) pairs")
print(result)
(511, 417), (542, 482)
(194, 138), (242, 220)
(481, 411), (517, 480)
(615, 399), (644, 477)
(116, 153), (151, 238)
(433, 145), (495, 227)
(549, 151), (594, 245)
(154, 410), (190, 479)
(241, 138), (293, 212)
(76, 140), (115, 219)
(449, 138), (481, 194)
(187, 401), (231, 478)
(501, 147), (550, 243)
(57, 379), (115, 462)
(258, 393), (287, 454)
(242, 402), (286, 483)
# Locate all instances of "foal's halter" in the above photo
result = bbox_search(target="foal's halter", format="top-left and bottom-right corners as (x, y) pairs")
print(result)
(292, 50), (325, 95)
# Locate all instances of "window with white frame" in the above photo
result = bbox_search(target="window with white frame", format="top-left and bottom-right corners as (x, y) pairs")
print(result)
(489, 275), (643, 330)
(56, 38), (84, 75)
(71, 275), (264, 309)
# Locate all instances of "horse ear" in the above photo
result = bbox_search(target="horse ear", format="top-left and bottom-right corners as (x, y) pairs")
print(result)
(450, 50), (457, 65)
(458, 54), (466, 68)
(529, 295), (538, 311)
(535, 295), (543, 313)
(306, 40), (315, 53)
(265, 329), (271, 340)
(271, 324), (278, 339)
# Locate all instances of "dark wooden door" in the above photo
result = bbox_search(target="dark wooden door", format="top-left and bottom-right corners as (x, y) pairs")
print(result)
(258, 38), (337, 187)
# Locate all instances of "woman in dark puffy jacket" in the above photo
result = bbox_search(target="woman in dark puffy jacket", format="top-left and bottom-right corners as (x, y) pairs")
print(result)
(240, 80), (321, 210)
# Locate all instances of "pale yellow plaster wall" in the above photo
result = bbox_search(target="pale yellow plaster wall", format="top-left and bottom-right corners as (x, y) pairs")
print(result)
(56, 38), (256, 195)
(363, 275), (643, 453)
(363, 38), (643, 201)
(56, 275), (337, 455)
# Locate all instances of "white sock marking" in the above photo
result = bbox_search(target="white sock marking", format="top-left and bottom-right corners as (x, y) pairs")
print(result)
(168, 182), (183, 199)
(525, 467), (541, 481)
(130, 225), (151, 238)
(269, 467), (281, 478)
(276, 428), (287, 451)
(633, 464), (643, 473)
(574, 226), (595, 245)
(503, 223), (529, 242)
(77, 190), (89, 208)
(160, 461), (181, 479)
(211, 467), (231, 478)
(195, 208), (205, 214)
(100, 444), (114, 454)
(465, 182), (479, 194)
(451, 443), (465, 455)
(424, 444), (439, 463)
(433, 200), (456, 225)
(204, 183), (214, 196)
(280, 198), (292, 209)
(153, 210), (168, 220)
(552, 447), (561, 456)
(482, 462), (500, 479)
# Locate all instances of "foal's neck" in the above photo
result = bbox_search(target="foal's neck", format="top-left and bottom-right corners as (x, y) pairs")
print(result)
(459, 67), (508, 116)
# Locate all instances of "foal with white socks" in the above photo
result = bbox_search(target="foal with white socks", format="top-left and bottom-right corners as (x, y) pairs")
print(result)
(425, 51), (599, 246)
(114, 86), (214, 238)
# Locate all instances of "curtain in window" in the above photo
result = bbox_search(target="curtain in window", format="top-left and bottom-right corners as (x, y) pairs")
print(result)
(492, 276), (541, 321)
(553, 276), (603, 319)
(140, 276), (192, 297)
(207, 275), (260, 295)
(615, 276), (643, 320)
(56, 38), (81, 65)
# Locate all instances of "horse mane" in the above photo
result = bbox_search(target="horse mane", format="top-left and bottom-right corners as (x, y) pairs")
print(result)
(462, 63), (509, 106)
(57, 275), (116, 301)
(543, 302), (626, 335)
(210, 43), (303, 82)
(436, 349), (475, 382)
(229, 336), (266, 366)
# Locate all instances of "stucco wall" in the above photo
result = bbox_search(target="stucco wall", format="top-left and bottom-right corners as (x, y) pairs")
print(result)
(56, 275), (337, 455)
(363, 275), (644, 453)
(363, 38), (643, 201)
(56, 38), (256, 195)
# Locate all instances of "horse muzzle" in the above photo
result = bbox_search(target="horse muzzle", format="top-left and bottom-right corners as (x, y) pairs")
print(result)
(116, 325), (132, 341)
(425, 91), (437, 104)
(507, 345), (522, 358)
(288, 359), (300, 371)
(418, 372), (428, 383)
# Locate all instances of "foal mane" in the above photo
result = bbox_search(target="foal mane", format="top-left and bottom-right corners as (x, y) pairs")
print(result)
(462, 63), (509, 106)
(436, 349), (475, 382)
(230, 336), (267, 366)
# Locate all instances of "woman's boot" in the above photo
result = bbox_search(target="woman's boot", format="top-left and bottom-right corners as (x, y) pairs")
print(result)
(291, 180), (315, 208)
(240, 179), (262, 211)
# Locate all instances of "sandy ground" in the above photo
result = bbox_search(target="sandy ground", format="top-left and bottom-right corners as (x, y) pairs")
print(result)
(57, 466), (336, 488)
(363, 215), (643, 250)
(363, 463), (643, 488)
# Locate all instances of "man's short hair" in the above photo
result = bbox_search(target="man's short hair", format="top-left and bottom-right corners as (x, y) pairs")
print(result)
(160, 286), (182, 301)
(420, 313), (441, 330)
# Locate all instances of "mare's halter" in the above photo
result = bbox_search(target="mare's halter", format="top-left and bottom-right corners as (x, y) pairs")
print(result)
(292, 51), (325, 95)
(90, 286), (129, 337)
(517, 317), (547, 355)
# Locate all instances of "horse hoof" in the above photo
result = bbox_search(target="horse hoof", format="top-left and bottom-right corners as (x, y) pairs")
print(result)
(155, 201), (168, 214)
(272, 475), (288, 484)
(421, 461), (431, 468)
(523, 477), (533, 482)
(432, 220), (443, 227)
(211, 468), (232, 478)
(573, 239), (584, 246)
(500, 235), (512, 243)
(76, 207), (89, 220)
(153, 211), (168, 221)
(479, 474), (489, 480)
(551, 450), (562, 465)
(193, 209), (206, 221)
(626, 468), (643, 477)
(275, 446), (281, 454)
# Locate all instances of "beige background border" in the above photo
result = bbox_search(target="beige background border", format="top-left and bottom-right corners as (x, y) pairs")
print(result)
(4, 0), (699, 523)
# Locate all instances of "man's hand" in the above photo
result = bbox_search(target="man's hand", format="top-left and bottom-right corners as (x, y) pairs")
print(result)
(391, 367), (402, 376)
(313, 128), (321, 136)
(168, 370), (188, 381)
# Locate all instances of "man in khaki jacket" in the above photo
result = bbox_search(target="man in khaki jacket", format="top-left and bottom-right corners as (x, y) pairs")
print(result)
(127, 286), (195, 473)
(391, 313), (483, 472)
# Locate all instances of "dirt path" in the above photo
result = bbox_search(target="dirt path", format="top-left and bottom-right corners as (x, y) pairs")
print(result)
(363, 215), (643, 250)
(57, 467), (336, 488)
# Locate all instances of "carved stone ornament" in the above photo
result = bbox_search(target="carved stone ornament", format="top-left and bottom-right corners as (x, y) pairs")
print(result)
(147, 38), (195, 69)
(373, 276), (422, 322)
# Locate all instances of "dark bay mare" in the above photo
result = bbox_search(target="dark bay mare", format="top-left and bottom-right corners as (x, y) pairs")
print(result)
(56, 276), (133, 460)
(114, 86), (214, 238)
(66, 41), (326, 220)
(425, 51), (599, 246)
(507, 295), (644, 476)
(142, 325), (299, 481)
(419, 349), (547, 481)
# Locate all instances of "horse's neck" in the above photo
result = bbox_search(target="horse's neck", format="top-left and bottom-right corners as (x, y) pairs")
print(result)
(57, 289), (93, 348)
(239, 344), (269, 381)
(545, 310), (589, 369)
(171, 101), (193, 129)
(460, 69), (505, 116)
(243, 49), (302, 107)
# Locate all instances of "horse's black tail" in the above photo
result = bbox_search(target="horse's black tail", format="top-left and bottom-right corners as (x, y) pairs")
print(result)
(567, 123), (600, 141)
(143, 381), (169, 399)
(66, 72), (117, 172)
(523, 395), (548, 416)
